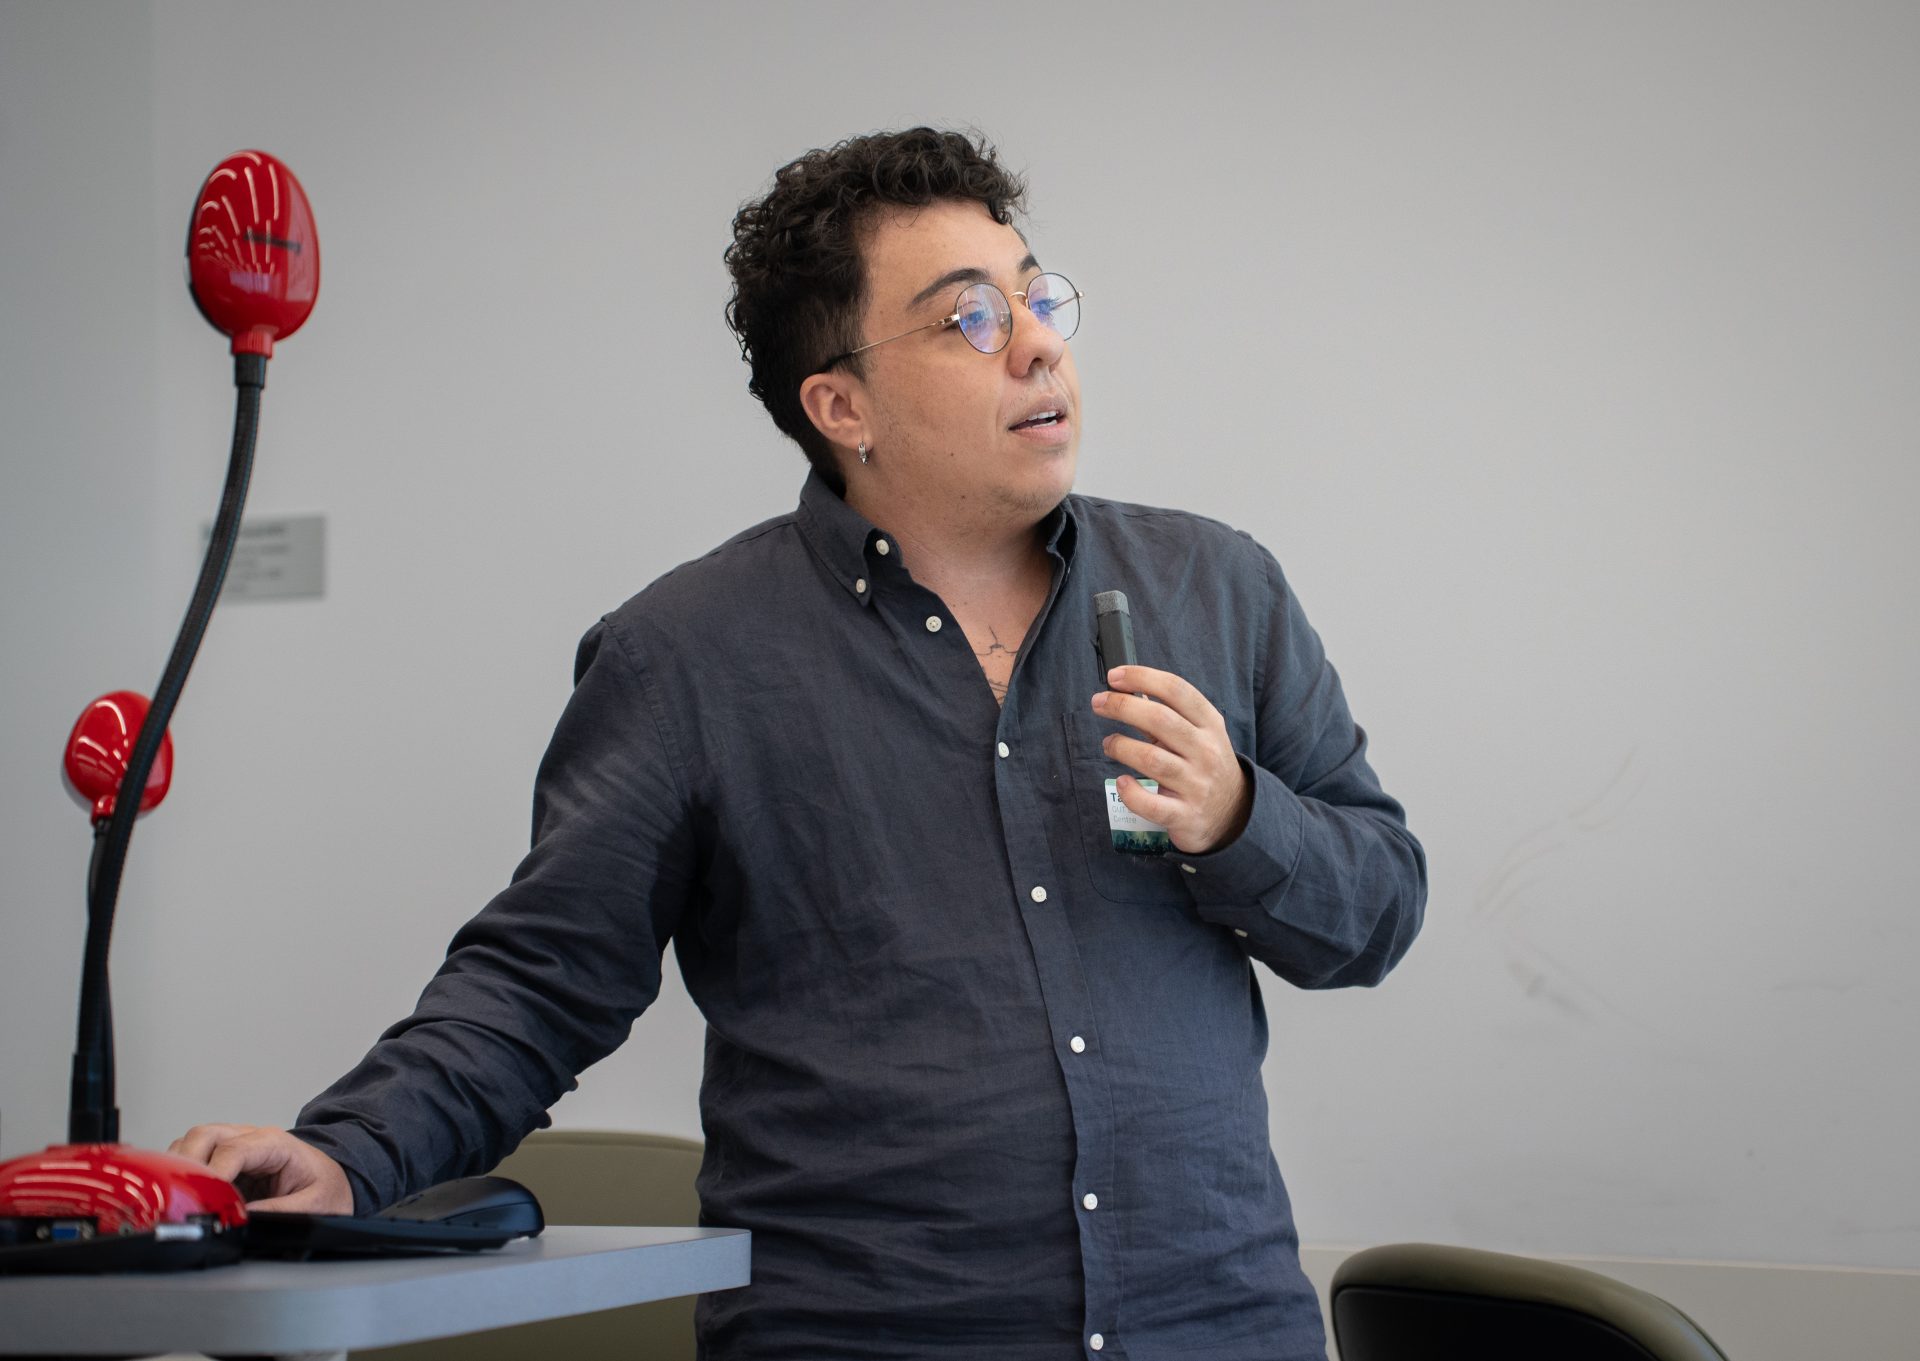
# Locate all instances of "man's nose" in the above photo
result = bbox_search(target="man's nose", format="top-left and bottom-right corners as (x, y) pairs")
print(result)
(1004, 299), (1067, 378)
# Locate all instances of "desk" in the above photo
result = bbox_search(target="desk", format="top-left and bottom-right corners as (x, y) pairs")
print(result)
(0, 1225), (749, 1359)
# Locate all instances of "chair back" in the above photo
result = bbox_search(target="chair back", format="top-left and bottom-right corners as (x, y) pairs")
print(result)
(1331, 1242), (1731, 1361)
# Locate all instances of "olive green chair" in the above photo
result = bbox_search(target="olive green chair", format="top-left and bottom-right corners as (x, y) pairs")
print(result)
(1331, 1242), (1730, 1361)
(357, 1130), (706, 1361)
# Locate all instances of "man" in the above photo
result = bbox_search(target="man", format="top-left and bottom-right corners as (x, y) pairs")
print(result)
(175, 128), (1426, 1360)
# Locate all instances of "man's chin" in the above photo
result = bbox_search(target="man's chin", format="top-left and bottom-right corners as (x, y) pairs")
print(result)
(995, 459), (1077, 522)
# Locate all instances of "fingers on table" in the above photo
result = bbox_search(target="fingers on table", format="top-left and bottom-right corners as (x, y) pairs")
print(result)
(169, 1122), (258, 1165)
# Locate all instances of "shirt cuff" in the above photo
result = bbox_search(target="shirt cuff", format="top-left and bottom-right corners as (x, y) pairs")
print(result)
(1177, 756), (1306, 924)
(288, 1120), (395, 1216)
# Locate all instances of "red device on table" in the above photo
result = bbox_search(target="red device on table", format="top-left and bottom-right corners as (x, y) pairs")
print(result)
(0, 152), (317, 1274)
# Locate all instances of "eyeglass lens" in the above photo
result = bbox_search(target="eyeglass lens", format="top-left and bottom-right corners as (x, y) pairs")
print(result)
(952, 273), (1081, 354)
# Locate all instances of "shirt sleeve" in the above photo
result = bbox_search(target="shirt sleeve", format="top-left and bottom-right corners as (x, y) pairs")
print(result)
(290, 616), (697, 1212)
(1177, 539), (1428, 989)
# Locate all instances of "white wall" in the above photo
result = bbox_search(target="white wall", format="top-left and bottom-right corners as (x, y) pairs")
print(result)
(4, 0), (1917, 1300)
(0, 0), (161, 1156)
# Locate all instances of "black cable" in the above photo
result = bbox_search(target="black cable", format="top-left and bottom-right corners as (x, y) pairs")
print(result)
(68, 351), (267, 1144)
(81, 828), (115, 1141)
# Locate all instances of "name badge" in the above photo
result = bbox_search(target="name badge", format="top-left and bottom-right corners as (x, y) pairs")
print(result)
(1106, 778), (1172, 854)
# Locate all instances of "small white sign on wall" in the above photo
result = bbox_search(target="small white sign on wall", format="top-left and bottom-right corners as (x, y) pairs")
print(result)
(200, 515), (325, 602)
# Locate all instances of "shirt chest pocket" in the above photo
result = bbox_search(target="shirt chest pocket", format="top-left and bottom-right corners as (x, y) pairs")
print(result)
(1061, 710), (1195, 906)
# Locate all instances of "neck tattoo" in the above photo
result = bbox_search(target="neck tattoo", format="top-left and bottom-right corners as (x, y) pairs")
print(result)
(978, 626), (1017, 705)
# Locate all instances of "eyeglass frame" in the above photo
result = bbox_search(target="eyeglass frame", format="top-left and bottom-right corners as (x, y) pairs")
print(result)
(820, 272), (1084, 370)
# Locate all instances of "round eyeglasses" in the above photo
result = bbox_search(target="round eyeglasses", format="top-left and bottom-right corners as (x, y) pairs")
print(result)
(825, 272), (1083, 369)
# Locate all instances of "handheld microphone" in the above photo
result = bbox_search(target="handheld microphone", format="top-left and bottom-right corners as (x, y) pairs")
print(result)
(1092, 591), (1170, 853)
(1094, 590), (1138, 681)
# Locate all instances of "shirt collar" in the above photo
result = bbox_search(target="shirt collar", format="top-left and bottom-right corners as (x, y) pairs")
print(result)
(795, 470), (886, 607)
(795, 469), (1081, 608)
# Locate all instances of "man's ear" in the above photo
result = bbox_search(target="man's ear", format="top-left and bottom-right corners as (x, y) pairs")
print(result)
(798, 369), (868, 456)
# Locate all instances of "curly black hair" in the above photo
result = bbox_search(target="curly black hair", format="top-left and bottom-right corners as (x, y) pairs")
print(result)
(724, 127), (1028, 491)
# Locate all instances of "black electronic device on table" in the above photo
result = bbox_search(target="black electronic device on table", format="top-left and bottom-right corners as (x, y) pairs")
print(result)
(244, 1176), (546, 1260)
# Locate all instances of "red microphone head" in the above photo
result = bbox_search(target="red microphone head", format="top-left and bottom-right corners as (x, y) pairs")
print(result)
(64, 692), (173, 824)
(185, 150), (319, 358)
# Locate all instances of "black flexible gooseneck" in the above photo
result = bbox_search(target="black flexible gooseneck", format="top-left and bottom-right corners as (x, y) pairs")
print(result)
(68, 351), (268, 1144)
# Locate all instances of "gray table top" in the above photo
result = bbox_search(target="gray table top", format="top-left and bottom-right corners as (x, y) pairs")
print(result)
(0, 1224), (750, 1357)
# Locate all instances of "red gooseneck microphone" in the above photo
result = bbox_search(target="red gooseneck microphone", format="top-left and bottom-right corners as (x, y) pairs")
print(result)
(188, 150), (320, 358)
(0, 151), (317, 1275)
(63, 692), (174, 821)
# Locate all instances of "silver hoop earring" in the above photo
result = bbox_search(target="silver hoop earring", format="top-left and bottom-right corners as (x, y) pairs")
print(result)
(858, 441), (870, 465)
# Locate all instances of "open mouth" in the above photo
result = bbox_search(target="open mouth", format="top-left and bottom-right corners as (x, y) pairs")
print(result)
(1010, 410), (1065, 431)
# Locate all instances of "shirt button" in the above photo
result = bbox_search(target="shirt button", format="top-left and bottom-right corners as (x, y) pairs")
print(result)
(875, 538), (891, 555)
(1233, 928), (1249, 938)
(1181, 863), (1196, 874)
(1081, 1192), (1098, 1211)
(997, 741), (1010, 758)
(855, 578), (867, 594)
(1070, 1035), (1086, 1053)
(925, 615), (943, 633)
(1090, 1335), (1105, 1352)
(1029, 886), (1048, 904)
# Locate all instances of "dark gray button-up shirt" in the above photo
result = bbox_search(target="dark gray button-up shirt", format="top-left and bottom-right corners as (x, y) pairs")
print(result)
(295, 472), (1426, 1361)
